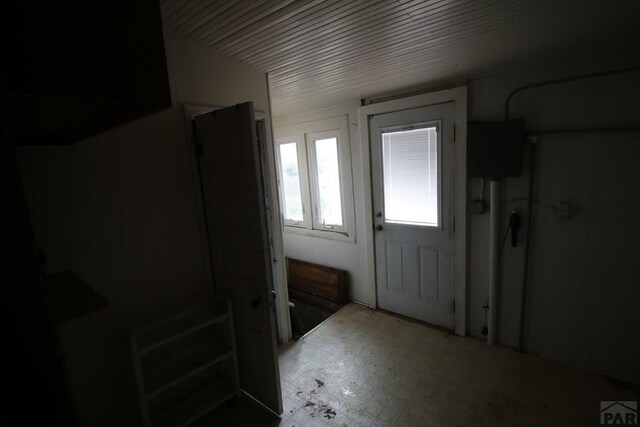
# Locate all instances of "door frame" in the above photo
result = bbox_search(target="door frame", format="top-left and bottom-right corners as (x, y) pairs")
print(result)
(183, 104), (292, 344)
(358, 87), (468, 336)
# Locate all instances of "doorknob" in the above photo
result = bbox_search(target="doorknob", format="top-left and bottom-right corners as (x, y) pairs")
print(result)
(375, 224), (383, 231)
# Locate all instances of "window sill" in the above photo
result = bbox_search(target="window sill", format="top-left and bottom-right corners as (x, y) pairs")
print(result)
(283, 225), (355, 243)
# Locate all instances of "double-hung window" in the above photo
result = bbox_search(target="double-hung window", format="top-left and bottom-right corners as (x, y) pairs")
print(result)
(275, 116), (355, 242)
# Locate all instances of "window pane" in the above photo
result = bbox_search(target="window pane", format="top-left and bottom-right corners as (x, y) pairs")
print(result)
(314, 137), (343, 226)
(278, 143), (304, 222)
(382, 127), (438, 226)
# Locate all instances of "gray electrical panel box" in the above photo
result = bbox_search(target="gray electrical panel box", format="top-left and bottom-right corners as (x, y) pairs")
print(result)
(468, 120), (525, 179)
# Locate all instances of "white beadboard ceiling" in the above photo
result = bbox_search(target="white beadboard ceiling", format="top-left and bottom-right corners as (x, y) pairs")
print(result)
(160, 0), (640, 115)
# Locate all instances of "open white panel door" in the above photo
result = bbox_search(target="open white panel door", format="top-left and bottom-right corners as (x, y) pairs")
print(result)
(194, 103), (282, 414)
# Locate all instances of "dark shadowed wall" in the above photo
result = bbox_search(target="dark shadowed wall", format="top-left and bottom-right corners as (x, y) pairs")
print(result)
(16, 30), (271, 426)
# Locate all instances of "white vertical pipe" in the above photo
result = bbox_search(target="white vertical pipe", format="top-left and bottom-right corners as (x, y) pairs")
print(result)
(488, 179), (499, 345)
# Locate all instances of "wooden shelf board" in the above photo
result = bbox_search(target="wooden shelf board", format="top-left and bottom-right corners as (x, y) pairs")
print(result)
(145, 347), (234, 399)
(139, 316), (229, 356)
(151, 379), (236, 427)
(135, 303), (230, 354)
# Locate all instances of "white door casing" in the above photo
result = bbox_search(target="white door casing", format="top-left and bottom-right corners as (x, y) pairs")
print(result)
(370, 103), (455, 328)
(358, 87), (467, 336)
(194, 103), (282, 414)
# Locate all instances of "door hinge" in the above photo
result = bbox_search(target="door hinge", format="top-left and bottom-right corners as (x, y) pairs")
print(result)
(453, 125), (456, 143)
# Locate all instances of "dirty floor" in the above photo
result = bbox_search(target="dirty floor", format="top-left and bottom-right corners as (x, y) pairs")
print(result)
(277, 303), (639, 426)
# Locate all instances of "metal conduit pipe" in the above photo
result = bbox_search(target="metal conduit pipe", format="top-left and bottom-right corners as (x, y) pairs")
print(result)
(504, 66), (640, 120)
(487, 179), (500, 345)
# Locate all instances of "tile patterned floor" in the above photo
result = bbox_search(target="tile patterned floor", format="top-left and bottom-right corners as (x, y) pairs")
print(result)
(277, 303), (639, 427)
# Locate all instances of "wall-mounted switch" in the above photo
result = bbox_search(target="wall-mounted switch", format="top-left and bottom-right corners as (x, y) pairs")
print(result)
(471, 199), (485, 215)
(558, 202), (571, 220)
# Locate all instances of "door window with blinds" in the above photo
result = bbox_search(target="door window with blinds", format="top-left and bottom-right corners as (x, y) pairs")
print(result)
(274, 116), (355, 242)
(381, 124), (440, 227)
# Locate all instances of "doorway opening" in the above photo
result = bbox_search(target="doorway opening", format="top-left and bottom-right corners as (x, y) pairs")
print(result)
(286, 257), (348, 339)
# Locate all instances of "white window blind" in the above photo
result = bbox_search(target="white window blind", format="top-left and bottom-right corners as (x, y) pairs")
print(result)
(382, 127), (439, 226)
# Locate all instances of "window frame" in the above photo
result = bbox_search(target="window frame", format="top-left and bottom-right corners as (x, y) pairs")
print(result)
(274, 116), (355, 243)
(380, 121), (442, 229)
(274, 134), (311, 229)
(306, 129), (347, 232)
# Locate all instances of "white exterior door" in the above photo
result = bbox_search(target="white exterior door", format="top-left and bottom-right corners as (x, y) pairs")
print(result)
(194, 103), (282, 414)
(370, 103), (455, 329)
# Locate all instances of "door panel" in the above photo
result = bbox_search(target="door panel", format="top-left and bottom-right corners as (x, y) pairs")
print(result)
(418, 246), (440, 301)
(386, 241), (406, 292)
(371, 103), (455, 328)
(194, 103), (282, 414)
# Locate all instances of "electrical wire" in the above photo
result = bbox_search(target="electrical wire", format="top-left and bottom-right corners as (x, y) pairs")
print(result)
(481, 299), (489, 336)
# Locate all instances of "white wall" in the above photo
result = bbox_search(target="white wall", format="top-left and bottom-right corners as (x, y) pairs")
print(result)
(274, 67), (640, 384)
(17, 30), (272, 426)
(273, 103), (373, 304)
(467, 69), (640, 384)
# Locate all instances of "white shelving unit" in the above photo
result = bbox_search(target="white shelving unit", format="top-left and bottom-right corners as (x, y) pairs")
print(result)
(131, 299), (240, 427)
